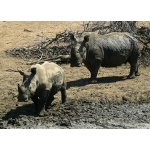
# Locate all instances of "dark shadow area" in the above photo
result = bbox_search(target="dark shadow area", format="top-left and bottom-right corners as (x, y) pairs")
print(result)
(67, 76), (126, 89)
(97, 76), (126, 83)
(2, 103), (35, 120)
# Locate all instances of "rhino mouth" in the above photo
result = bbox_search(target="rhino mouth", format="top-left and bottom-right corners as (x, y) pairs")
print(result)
(23, 95), (29, 102)
(17, 98), (29, 103)
(17, 95), (29, 103)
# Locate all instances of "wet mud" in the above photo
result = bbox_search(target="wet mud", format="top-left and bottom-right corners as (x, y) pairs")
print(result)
(1, 99), (150, 129)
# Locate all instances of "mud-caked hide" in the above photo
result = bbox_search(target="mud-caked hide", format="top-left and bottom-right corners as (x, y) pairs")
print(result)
(17, 61), (67, 116)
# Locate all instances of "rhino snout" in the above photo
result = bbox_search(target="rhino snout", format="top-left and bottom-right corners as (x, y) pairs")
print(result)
(17, 93), (30, 102)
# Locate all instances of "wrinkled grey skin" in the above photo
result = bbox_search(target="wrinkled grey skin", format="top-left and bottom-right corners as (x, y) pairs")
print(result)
(70, 32), (140, 83)
(17, 61), (67, 116)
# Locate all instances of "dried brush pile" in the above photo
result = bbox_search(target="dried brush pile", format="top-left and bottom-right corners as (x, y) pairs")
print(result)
(5, 30), (82, 64)
(6, 21), (150, 66)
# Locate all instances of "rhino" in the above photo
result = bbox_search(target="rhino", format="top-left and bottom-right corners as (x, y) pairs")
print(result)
(17, 61), (67, 116)
(70, 32), (140, 83)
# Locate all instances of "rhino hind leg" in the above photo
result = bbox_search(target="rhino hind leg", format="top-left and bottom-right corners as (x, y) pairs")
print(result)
(128, 57), (140, 79)
(135, 61), (140, 76)
(60, 82), (67, 104)
(60, 84), (67, 104)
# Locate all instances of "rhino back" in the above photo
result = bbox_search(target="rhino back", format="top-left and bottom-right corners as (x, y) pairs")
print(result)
(42, 62), (65, 87)
(86, 33), (139, 67)
(29, 62), (65, 93)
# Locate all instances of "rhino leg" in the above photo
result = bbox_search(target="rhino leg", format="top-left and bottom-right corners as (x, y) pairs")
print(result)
(135, 61), (140, 76)
(128, 57), (139, 79)
(45, 93), (54, 109)
(45, 86), (59, 109)
(38, 90), (49, 117)
(31, 96), (39, 115)
(60, 84), (67, 104)
(89, 60), (101, 83)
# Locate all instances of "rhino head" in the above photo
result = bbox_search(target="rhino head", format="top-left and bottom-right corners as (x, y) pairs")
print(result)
(69, 33), (86, 67)
(17, 84), (31, 102)
(69, 32), (92, 67)
(17, 67), (37, 102)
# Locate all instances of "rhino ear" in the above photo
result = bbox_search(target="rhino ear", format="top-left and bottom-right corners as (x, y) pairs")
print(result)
(84, 35), (89, 42)
(31, 67), (36, 75)
(70, 33), (76, 41)
(18, 70), (30, 82)
(18, 70), (24, 76)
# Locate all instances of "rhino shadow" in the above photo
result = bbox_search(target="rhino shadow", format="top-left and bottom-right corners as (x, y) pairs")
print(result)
(2, 103), (35, 120)
(97, 76), (126, 83)
(67, 76), (126, 89)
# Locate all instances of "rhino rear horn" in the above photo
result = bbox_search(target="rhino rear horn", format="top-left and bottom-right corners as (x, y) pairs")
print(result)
(84, 35), (89, 42)
(31, 67), (36, 75)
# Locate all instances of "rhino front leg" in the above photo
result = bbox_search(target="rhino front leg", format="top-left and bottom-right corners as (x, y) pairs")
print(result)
(31, 96), (39, 115)
(45, 93), (54, 109)
(89, 60), (101, 83)
(38, 90), (50, 117)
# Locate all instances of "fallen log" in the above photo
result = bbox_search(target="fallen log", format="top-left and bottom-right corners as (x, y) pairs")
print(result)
(26, 55), (71, 65)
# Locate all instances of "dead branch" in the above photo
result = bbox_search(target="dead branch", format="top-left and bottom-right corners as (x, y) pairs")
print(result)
(6, 69), (19, 72)
(26, 55), (71, 65)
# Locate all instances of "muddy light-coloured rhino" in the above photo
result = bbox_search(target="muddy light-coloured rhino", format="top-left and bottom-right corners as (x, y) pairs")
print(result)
(70, 32), (140, 83)
(17, 61), (67, 116)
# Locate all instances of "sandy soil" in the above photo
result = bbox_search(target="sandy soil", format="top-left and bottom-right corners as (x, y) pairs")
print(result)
(0, 21), (150, 129)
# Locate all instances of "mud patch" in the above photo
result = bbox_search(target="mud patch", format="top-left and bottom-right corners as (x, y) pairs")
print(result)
(1, 99), (150, 129)
(0, 22), (150, 129)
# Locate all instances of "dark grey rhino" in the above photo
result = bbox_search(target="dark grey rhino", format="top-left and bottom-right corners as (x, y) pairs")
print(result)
(17, 61), (67, 116)
(70, 32), (140, 83)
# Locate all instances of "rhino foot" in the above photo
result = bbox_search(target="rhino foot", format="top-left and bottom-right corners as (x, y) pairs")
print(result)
(135, 72), (140, 76)
(89, 79), (98, 84)
(46, 103), (56, 109)
(38, 110), (48, 117)
(127, 74), (136, 79)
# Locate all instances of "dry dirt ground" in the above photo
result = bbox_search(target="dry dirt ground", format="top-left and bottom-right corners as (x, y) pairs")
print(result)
(0, 21), (150, 129)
